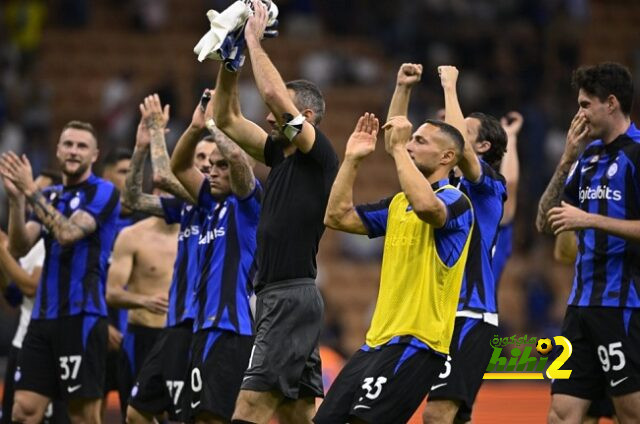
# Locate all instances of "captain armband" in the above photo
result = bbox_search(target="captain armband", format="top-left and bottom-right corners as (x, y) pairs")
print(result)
(282, 113), (305, 141)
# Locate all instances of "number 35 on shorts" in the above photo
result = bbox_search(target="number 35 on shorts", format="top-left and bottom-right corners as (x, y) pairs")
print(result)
(361, 376), (388, 400)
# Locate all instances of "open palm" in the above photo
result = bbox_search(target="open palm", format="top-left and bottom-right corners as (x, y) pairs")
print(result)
(345, 113), (379, 160)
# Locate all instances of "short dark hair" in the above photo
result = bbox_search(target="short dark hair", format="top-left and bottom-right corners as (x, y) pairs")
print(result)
(61, 120), (98, 141)
(285, 79), (325, 125)
(572, 62), (634, 115)
(201, 135), (216, 143)
(102, 148), (133, 167)
(424, 119), (465, 158)
(468, 112), (507, 170)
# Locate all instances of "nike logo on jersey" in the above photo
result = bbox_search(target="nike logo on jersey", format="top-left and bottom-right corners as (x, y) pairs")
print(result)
(581, 165), (595, 174)
(430, 383), (448, 391)
(353, 405), (371, 410)
(610, 377), (629, 387)
(190, 401), (201, 408)
(67, 385), (82, 393)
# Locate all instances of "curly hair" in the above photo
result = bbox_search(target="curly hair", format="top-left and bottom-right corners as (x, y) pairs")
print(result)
(572, 62), (634, 115)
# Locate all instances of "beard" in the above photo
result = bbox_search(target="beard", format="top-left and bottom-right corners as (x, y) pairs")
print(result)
(60, 159), (90, 178)
(270, 129), (292, 149)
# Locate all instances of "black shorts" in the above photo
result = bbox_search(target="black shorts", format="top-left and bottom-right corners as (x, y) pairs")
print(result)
(128, 321), (192, 420)
(314, 344), (446, 424)
(3, 346), (70, 424)
(428, 317), (496, 421)
(185, 329), (254, 421)
(551, 306), (640, 399)
(15, 315), (107, 401)
(117, 324), (163, 419)
(241, 279), (324, 399)
(586, 397), (614, 418)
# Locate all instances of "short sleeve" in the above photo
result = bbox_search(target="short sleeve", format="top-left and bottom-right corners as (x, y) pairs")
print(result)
(462, 160), (506, 199)
(303, 128), (339, 171)
(355, 197), (393, 238)
(264, 136), (284, 168)
(434, 188), (473, 266)
(236, 180), (263, 225)
(160, 196), (185, 225)
(83, 183), (120, 226)
(562, 160), (581, 206)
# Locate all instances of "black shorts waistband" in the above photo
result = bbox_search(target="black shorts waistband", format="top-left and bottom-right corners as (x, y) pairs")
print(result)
(126, 322), (164, 334)
(256, 278), (316, 295)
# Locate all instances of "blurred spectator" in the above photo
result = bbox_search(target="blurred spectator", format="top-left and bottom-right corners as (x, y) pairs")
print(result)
(101, 71), (135, 147)
(58, 0), (90, 28)
(3, 0), (47, 71)
(131, 0), (168, 32)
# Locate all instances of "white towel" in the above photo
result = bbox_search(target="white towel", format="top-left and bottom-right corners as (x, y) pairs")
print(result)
(193, 0), (279, 63)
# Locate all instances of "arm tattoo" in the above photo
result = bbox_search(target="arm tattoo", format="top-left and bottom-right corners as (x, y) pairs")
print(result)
(213, 132), (255, 197)
(148, 128), (195, 202)
(26, 190), (95, 243)
(123, 145), (166, 217)
(536, 161), (574, 233)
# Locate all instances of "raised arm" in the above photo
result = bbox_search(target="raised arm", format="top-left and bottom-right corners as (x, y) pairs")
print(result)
(500, 111), (523, 225)
(438, 66), (482, 182)
(244, 0), (316, 153)
(105, 229), (168, 314)
(324, 113), (379, 234)
(212, 65), (268, 163)
(170, 95), (209, 200)
(387, 63), (423, 120)
(123, 109), (170, 217)
(1, 153), (99, 246)
(206, 122), (256, 198)
(143, 94), (195, 202)
(384, 117), (448, 227)
(536, 112), (590, 233)
(0, 230), (40, 297)
(1, 176), (40, 257)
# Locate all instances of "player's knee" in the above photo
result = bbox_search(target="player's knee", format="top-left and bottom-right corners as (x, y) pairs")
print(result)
(422, 401), (457, 424)
(126, 405), (151, 424)
(547, 403), (571, 424)
(11, 397), (42, 424)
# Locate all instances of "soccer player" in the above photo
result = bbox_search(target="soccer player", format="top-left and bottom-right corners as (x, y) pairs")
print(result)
(492, 112), (523, 284)
(171, 88), (261, 424)
(212, 2), (339, 422)
(537, 62), (640, 423)
(100, 147), (148, 415)
(105, 214), (179, 419)
(315, 111), (473, 423)
(423, 66), (507, 424)
(122, 94), (212, 423)
(0, 121), (120, 423)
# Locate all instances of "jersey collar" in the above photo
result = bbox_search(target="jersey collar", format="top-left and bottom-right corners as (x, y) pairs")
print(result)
(430, 178), (450, 191)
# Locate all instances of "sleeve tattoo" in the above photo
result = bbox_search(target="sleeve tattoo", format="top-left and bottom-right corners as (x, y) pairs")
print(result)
(148, 128), (195, 203)
(123, 146), (166, 217)
(27, 190), (96, 243)
(536, 162), (574, 233)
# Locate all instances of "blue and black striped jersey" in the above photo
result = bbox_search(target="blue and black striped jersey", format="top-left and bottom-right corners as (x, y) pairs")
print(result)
(491, 223), (513, 285)
(160, 196), (203, 327)
(193, 179), (261, 335)
(563, 123), (640, 308)
(31, 174), (120, 319)
(455, 160), (507, 314)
